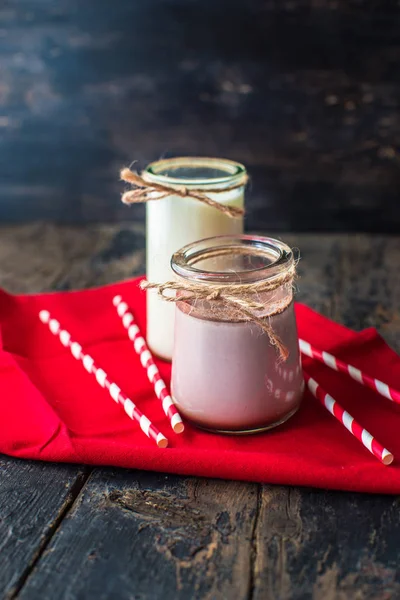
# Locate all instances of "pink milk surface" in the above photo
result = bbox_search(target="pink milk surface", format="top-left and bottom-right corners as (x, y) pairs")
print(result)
(171, 304), (304, 432)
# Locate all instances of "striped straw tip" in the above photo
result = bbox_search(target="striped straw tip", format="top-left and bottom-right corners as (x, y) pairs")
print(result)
(382, 450), (394, 466)
(171, 414), (185, 434)
(173, 422), (185, 434)
(39, 310), (50, 323)
(113, 295), (122, 306)
(157, 434), (169, 449)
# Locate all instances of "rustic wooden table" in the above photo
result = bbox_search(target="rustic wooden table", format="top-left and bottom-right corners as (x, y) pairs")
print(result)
(1, 224), (399, 600)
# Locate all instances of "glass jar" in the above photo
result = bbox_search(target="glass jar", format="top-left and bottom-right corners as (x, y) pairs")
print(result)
(144, 157), (246, 361)
(170, 235), (304, 434)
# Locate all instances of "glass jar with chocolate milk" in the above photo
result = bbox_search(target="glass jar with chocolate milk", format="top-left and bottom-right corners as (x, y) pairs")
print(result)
(170, 235), (304, 434)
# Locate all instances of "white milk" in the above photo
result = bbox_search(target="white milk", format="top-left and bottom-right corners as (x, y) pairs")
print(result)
(146, 188), (244, 360)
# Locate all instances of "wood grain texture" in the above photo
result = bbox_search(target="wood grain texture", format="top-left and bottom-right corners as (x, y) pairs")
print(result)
(333, 236), (400, 351)
(1, 1), (400, 231)
(0, 222), (145, 292)
(0, 457), (87, 599)
(18, 470), (258, 600)
(253, 487), (400, 600)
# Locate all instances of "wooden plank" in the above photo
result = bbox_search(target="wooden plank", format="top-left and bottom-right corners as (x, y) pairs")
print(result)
(252, 487), (400, 600)
(333, 236), (400, 352)
(0, 457), (88, 599)
(1, 1), (400, 231)
(17, 469), (258, 600)
(0, 223), (145, 293)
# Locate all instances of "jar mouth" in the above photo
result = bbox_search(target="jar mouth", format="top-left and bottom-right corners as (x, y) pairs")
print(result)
(144, 157), (246, 190)
(171, 235), (294, 284)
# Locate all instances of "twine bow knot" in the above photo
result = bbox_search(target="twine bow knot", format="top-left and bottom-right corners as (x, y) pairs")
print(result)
(120, 167), (247, 218)
(141, 263), (297, 361)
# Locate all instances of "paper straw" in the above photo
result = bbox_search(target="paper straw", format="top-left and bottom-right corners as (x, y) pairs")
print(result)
(303, 371), (393, 465)
(300, 339), (400, 404)
(38, 310), (168, 448)
(112, 295), (184, 434)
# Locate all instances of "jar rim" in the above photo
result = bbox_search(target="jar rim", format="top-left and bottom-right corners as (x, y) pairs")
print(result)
(143, 157), (246, 189)
(171, 235), (294, 284)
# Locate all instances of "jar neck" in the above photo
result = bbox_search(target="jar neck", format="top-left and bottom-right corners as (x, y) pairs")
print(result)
(171, 235), (294, 285)
(143, 157), (247, 191)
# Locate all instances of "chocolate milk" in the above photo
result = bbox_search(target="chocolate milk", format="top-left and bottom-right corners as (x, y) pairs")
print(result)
(171, 303), (304, 432)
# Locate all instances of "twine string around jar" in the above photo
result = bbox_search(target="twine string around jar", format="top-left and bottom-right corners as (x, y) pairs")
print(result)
(120, 168), (247, 218)
(141, 261), (296, 361)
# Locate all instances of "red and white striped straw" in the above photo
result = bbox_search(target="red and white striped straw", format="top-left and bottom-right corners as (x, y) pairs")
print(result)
(303, 371), (393, 465)
(300, 339), (400, 404)
(38, 310), (168, 448)
(112, 295), (184, 434)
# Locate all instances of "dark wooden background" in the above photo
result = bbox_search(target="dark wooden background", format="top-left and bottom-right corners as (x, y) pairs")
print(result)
(1, 0), (400, 232)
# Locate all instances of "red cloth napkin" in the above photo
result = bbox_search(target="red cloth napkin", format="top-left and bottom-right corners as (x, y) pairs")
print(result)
(1, 277), (400, 494)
